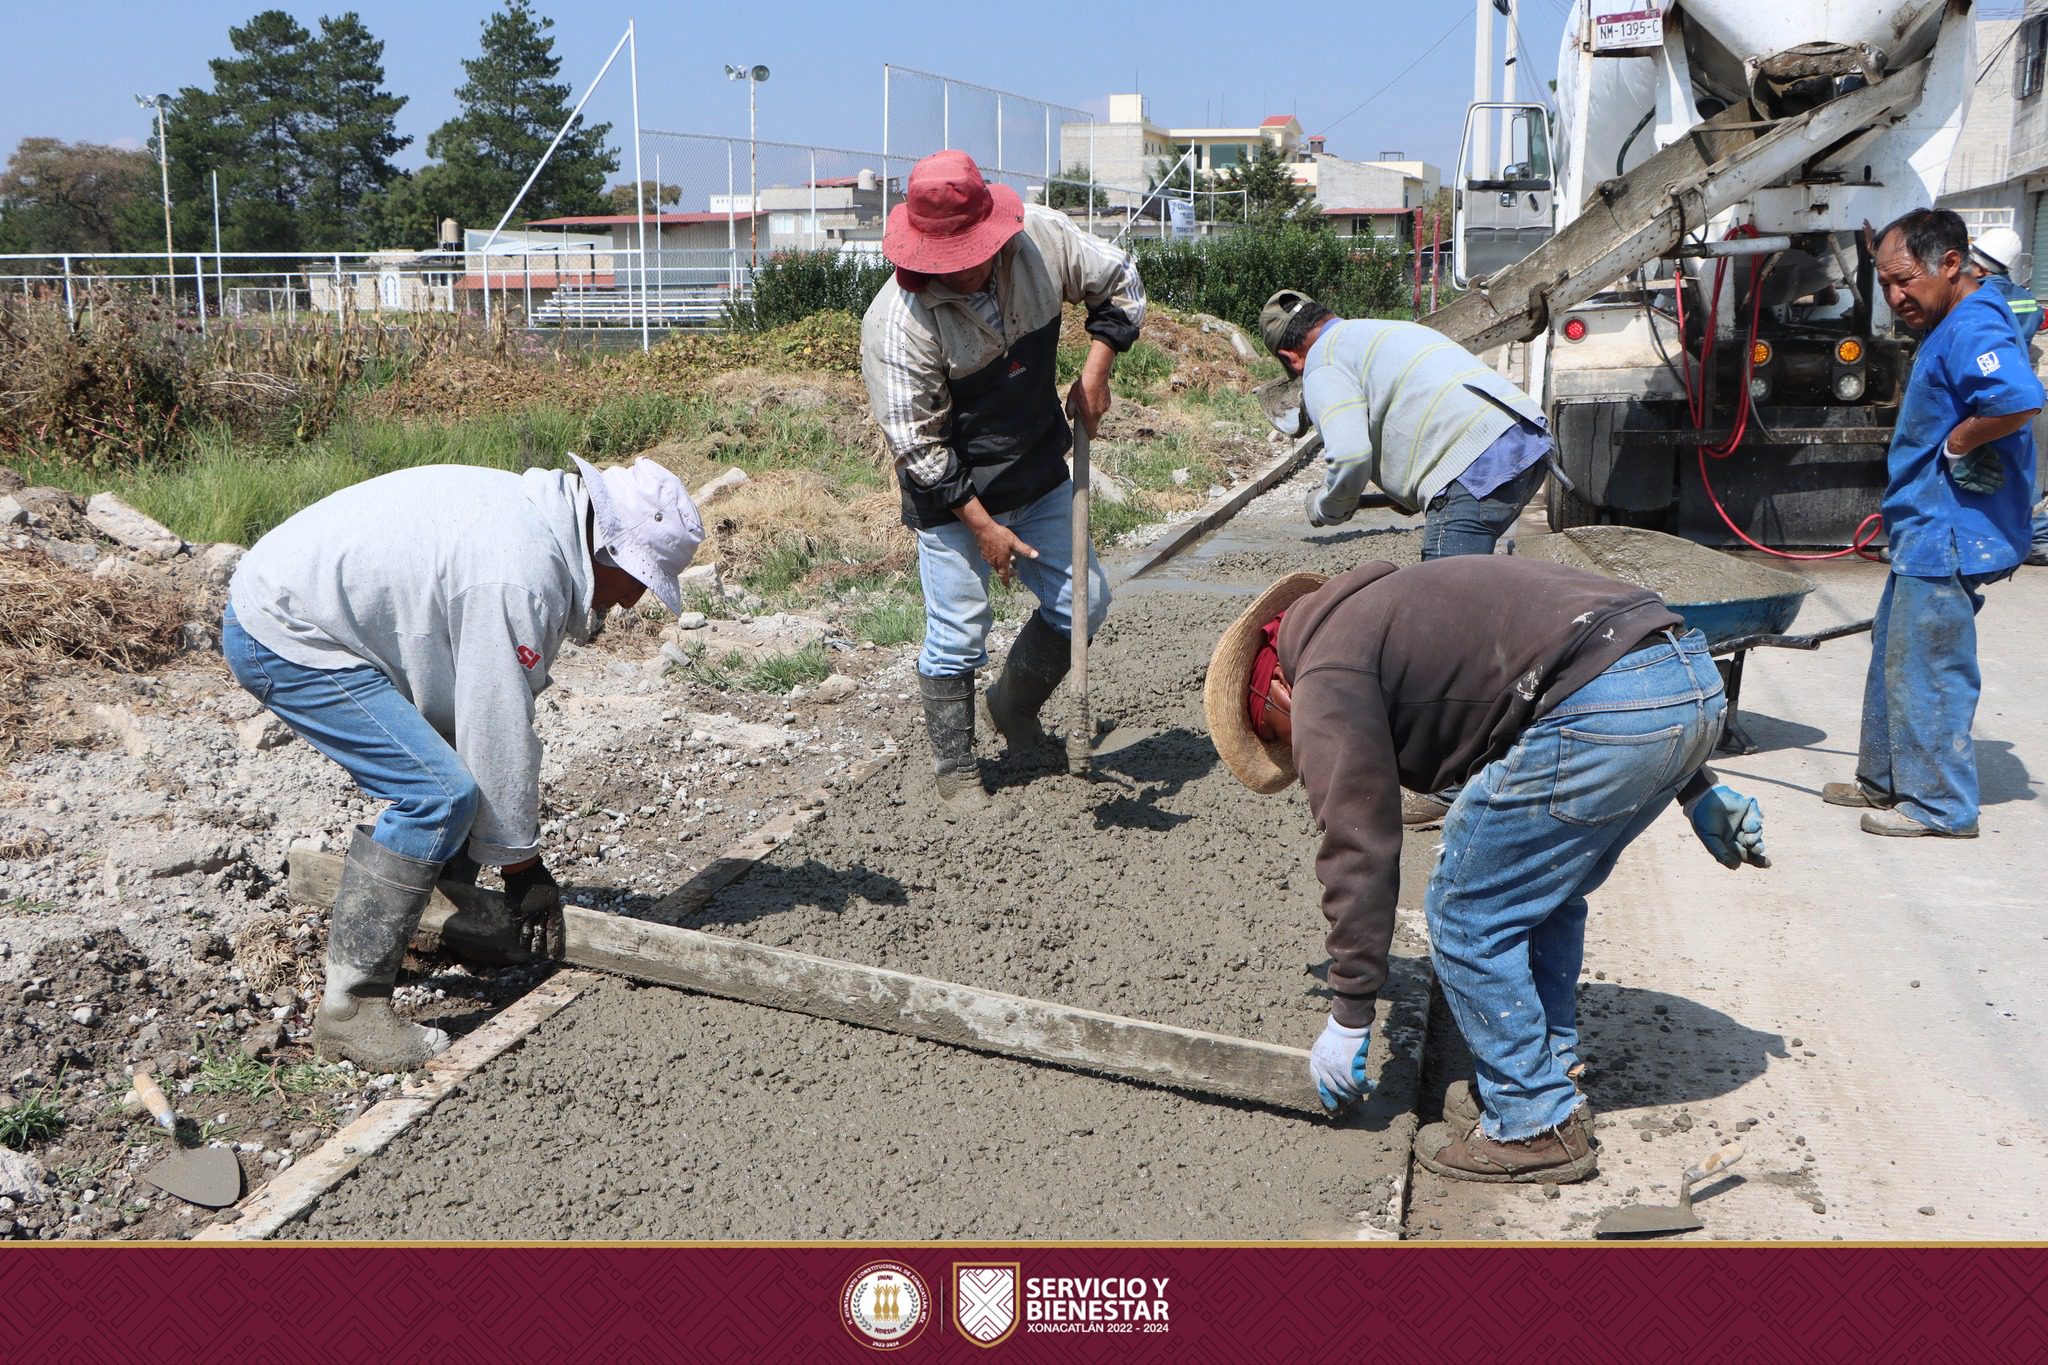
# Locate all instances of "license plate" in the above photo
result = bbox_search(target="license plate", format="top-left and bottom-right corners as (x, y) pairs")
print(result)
(1593, 8), (1663, 51)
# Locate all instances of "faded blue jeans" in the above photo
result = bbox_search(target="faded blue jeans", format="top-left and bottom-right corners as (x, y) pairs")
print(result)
(221, 606), (479, 864)
(1421, 459), (1546, 560)
(915, 478), (1112, 677)
(1427, 630), (1724, 1141)
(1856, 569), (2006, 833)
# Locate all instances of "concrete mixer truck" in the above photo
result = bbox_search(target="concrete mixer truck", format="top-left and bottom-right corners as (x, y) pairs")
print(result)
(1439, 0), (1978, 547)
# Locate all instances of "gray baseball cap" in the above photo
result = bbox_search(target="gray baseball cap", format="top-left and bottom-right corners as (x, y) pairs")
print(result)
(1259, 288), (1318, 355)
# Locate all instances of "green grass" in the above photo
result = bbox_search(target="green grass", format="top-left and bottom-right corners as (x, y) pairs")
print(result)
(189, 1049), (356, 1099)
(745, 643), (833, 693)
(1057, 340), (1174, 404)
(13, 390), (874, 548)
(1, 1071), (67, 1151)
(849, 595), (924, 647)
(1, 894), (57, 916)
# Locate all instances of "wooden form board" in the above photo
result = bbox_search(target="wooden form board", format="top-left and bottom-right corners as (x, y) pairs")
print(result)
(288, 849), (1322, 1115)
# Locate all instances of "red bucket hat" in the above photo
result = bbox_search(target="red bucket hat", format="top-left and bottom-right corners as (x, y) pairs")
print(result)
(883, 150), (1025, 280)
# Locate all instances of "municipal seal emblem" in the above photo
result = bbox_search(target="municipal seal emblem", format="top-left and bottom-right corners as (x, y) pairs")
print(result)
(841, 1260), (932, 1350)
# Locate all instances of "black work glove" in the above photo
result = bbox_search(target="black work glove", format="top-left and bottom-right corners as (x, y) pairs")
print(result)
(502, 861), (563, 959)
(439, 851), (481, 886)
(1952, 449), (2005, 496)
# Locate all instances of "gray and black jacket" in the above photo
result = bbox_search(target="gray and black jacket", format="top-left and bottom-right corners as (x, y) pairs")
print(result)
(861, 204), (1146, 528)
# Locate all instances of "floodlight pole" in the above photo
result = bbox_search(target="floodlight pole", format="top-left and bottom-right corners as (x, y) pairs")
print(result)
(727, 64), (768, 267)
(137, 94), (174, 297)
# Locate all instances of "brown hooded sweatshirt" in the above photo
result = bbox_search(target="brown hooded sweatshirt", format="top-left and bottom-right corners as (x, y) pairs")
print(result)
(1277, 556), (1686, 1029)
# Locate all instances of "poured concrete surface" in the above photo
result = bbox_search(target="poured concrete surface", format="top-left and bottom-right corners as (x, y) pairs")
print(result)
(286, 476), (1436, 1240)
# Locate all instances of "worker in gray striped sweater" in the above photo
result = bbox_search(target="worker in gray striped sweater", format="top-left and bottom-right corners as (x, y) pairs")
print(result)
(1259, 289), (1554, 560)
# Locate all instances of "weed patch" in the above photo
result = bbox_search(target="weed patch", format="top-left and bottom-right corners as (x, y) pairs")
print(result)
(1, 1070), (67, 1150)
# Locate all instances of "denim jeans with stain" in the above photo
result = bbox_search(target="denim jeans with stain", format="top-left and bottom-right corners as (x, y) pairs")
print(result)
(221, 606), (479, 864)
(914, 478), (1112, 678)
(1426, 630), (1724, 1141)
(1421, 458), (1546, 560)
(1856, 568), (2008, 833)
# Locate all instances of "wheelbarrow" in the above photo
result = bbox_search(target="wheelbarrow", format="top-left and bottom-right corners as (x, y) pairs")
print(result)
(1516, 527), (1873, 754)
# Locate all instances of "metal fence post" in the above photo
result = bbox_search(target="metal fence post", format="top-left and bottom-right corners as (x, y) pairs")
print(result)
(194, 254), (206, 336)
(1088, 124), (1096, 236)
(727, 141), (738, 293)
(810, 149), (818, 249)
(881, 65), (891, 228)
(62, 255), (74, 322)
(333, 254), (343, 334)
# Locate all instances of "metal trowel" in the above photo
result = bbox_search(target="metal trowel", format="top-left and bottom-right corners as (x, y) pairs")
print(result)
(132, 1069), (242, 1208)
(1594, 1141), (1743, 1239)
(1253, 376), (1309, 438)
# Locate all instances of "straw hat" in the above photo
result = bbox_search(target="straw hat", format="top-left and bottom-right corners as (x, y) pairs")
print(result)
(1204, 572), (1327, 794)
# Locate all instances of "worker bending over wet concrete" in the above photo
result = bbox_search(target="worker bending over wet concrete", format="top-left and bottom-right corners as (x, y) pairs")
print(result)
(1206, 557), (1768, 1184)
(862, 150), (1145, 811)
(1258, 288), (1554, 558)
(1825, 210), (2042, 837)
(223, 458), (701, 1070)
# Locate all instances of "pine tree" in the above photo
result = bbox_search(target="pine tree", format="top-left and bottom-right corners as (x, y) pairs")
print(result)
(422, 1), (618, 233)
(209, 9), (315, 249)
(301, 12), (409, 247)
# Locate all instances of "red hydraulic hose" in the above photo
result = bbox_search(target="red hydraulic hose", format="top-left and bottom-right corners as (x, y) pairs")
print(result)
(1682, 227), (1885, 561)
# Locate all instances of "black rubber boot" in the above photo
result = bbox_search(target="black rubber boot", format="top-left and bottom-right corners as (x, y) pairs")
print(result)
(312, 827), (451, 1072)
(918, 673), (988, 813)
(982, 612), (1071, 754)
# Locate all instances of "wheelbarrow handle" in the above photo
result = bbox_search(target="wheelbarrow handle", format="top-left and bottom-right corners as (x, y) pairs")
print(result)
(1709, 618), (1875, 656)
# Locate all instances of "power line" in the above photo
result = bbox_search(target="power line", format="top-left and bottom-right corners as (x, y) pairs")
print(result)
(1320, 8), (1474, 136)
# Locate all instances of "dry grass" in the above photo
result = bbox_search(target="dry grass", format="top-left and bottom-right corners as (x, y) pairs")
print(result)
(0, 545), (188, 758)
(231, 915), (301, 995)
(700, 471), (906, 587)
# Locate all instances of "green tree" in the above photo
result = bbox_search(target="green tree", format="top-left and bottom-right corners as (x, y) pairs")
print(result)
(605, 180), (681, 213)
(211, 10), (315, 239)
(0, 138), (157, 253)
(422, 1), (618, 230)
(300, 12), (409, 246)
(1211, 145), (1322, 231)
(1043, 163), (1107, 212)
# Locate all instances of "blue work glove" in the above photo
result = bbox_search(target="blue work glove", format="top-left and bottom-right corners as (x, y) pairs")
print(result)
(1308, 1015), (1372, 1114)
(1952, 449), (2004, 495)
(1685, 784), (1769, 869)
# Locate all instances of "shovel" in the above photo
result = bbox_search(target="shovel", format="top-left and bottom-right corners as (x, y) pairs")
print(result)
(132, 1068), (242, 1209)
(1067, 402), (1092, 777)
(1594, 1140), (1743, 1239)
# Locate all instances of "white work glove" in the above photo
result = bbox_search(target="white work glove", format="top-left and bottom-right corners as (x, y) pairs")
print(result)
(1308, 1015), (1372, 1114)
(1304, 484), (1353, 529)
(1683, 784), (1769, 869)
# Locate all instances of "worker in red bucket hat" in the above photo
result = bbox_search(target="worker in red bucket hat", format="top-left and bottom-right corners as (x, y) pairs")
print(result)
(862, 150), (1147, 811)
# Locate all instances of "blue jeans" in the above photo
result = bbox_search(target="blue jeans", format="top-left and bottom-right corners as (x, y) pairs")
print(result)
(1421, 459), (1546, 560)
(915, 479), (1112, 677)
(1426, 630), (1724, 1141)
(221, 607), (479, 864)
(1856, 569), (2004, 832)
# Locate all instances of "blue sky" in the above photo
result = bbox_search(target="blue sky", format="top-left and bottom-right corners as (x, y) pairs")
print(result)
(0, 0), (1569, 178)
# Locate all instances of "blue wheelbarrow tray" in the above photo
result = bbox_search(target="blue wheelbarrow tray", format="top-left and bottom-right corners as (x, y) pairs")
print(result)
(1515, 527), (1815, 648)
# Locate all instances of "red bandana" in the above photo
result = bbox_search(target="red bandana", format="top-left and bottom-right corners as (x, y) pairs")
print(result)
(1245, 613), (1287, 736)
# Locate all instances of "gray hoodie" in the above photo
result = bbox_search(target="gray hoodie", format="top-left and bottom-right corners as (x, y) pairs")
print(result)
(228, 465), (596, 865)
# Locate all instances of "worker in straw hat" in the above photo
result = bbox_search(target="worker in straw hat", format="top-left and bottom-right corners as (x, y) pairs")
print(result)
(862, 149), (1147, 811)
(223, 457), (702, 1071)
(1205, 555), (1768, 1184)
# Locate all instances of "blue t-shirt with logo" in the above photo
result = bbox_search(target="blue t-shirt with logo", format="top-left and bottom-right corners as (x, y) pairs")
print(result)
(1883, 287), (2044, 577)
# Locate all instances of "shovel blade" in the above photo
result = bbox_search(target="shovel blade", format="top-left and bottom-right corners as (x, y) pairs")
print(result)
(142, 1146), (243, 1208)
(1593, 1202), (1703, 1239)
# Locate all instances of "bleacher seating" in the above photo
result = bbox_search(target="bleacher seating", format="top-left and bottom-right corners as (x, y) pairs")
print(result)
(527, 283), (746, 330)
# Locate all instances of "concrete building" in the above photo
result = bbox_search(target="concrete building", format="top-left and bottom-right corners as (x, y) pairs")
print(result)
(708, 171), (893, 249)
(1309, 153), (1440, 241)
(1059, 95), (1307, 199)
(1938, 11), (2048, 274)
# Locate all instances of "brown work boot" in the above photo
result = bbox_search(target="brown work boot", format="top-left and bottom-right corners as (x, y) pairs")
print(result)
(1442, 1075), (1591, 1133)
(1822, 781), (1893, 809)
(1860, 807), (1977, 839)
(1415, 1106), (1597, 1184)
(1402, 791), (1450, 828)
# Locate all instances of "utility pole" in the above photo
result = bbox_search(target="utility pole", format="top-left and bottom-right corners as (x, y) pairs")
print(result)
(726, 64), (770, 267)
(1472, 0), (1494, 177)
(136, 93), (175, 296)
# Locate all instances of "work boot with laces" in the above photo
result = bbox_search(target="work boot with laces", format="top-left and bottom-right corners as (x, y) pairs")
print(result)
(1415, 1105), (1597, 1184)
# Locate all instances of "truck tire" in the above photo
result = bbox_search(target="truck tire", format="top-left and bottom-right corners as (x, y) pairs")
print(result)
(1546, 475), (1604, 530)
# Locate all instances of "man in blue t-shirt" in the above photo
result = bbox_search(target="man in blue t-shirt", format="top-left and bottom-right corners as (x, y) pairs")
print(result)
(1968, 226), (2048, 565)
(1823, 210), (2043, 838)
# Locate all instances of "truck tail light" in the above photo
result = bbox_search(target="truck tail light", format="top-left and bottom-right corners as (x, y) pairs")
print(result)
(1562, 318), (1587, 341)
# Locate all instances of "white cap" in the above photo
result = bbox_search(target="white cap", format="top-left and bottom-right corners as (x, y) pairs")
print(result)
(1971, 225), (2023, 276)
(569, 454), (703, 618)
